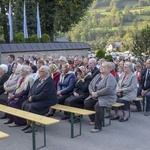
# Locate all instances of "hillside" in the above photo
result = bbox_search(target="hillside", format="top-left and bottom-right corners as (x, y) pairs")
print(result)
(65, 0), (150, 52)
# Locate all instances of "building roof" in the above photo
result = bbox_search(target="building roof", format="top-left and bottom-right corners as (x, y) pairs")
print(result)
(0, 42), (90, 53)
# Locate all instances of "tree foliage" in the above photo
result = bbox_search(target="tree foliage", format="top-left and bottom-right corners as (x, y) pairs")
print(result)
(132, 25), (150, 56)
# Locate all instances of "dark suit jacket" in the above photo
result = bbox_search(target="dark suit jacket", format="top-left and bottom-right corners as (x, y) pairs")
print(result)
(91, 67), (100, 79)
(140, 68), (150, 90)
(7, 62), (15, 76)
(0, 73), (9, 95)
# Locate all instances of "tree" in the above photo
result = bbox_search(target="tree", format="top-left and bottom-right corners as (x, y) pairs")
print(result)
(38, 0), (93, 41)
(0, 0), (9, 43)
(132, 25), (150, 56)
(14, 0), (36, 36)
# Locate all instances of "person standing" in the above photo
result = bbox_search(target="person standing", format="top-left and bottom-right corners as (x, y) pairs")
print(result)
(7, 54), (15, 76)
(140, 59), (150, 116)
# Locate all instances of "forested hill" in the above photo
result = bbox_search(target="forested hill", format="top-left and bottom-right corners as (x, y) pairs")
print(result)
(65, 0), (150, 51)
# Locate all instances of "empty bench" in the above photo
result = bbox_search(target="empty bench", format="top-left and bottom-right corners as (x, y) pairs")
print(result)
(51, 104), (95, 138)
(0, 104), (59, 150)
(0, 131), (9, 140)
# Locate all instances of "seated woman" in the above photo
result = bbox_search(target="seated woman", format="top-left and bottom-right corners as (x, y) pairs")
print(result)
(84, 62), (117, 133)
(21, 66), (57, 133)
(57, 63), (76, 105)
(0, 63), (22, 119)
(4, 65), (34, 126)
(4, 63), (22, 95)
(49, 63), (60, 89)
(62, 66), (92, 120)
(0, 64), (9, 96)
(111, 62), (137, 122)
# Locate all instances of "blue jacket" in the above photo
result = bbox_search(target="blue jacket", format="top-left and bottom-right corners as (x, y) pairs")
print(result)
(57, 71), (76, 95)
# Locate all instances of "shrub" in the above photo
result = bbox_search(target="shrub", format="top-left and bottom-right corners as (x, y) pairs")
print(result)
(96, 49), (105, 59)
(13, 32), (25, 43)
(0, 37), (5, 43)
(41, 34), (50, 43)
(27, 35), (39, 43)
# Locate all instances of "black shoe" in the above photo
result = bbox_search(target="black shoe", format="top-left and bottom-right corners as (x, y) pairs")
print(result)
(24, 127), (33, 133)
(111, 116), (120, 120)
(132, 109), (142, 112)
(0, 115), (7, 119)
(45, 113), (54, 117)
(21, 125), (31, 131)
(119, 118), (128, 122)
(4, 119), (13, 124)
(61, 115), (70, 120)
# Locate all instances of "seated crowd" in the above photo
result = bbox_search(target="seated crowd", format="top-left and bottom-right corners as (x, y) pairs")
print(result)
(0, 54), (150, 134)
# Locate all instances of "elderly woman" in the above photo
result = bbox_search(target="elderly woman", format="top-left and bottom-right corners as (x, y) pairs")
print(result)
(0, 64), (9, 95)
(85, 62), (117, 133)
(0, 63), (22, 119)
(4, 63), (22, 95)
(21, 66), (57, 133)
(111, 62), (137, 122)
(49, 63), (60, 89)
(61, 66), (92, 121)
(4, 65), (34, 126)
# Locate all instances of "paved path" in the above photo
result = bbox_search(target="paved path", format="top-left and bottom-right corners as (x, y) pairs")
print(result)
(0, 105), (150, 150)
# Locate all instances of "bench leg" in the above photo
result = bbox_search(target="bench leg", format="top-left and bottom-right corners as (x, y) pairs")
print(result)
(70, 113), (82, 138)
(32, 122), (36, 150)
(142, 97), (145, 112)
(31, 122), (46, 150)
(102, 107), (111, 127)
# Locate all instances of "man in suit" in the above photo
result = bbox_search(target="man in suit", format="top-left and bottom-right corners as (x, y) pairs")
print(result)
(88, 58), (100, 78)
(7, 54), (15, 76)
(140, 59), (150, 116)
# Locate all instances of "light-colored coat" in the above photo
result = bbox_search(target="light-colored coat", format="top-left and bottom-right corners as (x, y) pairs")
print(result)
(89, 73), (117, 106)
(117, 72), (137, 101)
(3, 74), (21, 94)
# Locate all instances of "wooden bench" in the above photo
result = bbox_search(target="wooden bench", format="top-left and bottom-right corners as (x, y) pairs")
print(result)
(0, 104), (59, 150)
(134, 97), (145, 111)
(0, 131), (9, 140)
(112, 102), (131, 117)
(102, 103), (125, 127)
(51, 104), (95, 138)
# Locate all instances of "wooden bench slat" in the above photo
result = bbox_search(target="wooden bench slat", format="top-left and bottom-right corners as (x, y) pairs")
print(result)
(0, 104), (59, 125)
(0, 131), (9, 140)
(112, 103), (124, 107)
(135, 97), (143, 101)
(51, 104), (95, 115)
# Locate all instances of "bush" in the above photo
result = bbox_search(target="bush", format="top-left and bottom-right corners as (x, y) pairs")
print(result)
(96, 49), (105, 59)
(0, 37), (5, 43)
(27, 35), (39, 43)
(13, 32), (25, 43)
(41, 34), (50, 43)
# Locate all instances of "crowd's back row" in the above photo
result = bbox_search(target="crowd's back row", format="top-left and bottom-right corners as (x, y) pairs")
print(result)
(0, 54), (150, 133)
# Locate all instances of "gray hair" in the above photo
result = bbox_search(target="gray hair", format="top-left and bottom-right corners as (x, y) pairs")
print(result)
(21, 65), (31, 73)
(0, 64), (8, 73)
(40, 65), (50, 75)
(124, 62), (133, 71)
(110, 62), (116, 70)
(89, 58), (97, 65)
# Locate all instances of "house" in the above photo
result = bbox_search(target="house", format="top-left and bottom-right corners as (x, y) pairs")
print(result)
(106, 42), (125, 52)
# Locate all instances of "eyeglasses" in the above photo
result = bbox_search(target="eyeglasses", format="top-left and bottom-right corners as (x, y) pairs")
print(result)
(39, 70), (45, 73)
